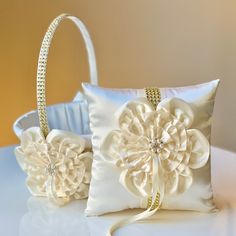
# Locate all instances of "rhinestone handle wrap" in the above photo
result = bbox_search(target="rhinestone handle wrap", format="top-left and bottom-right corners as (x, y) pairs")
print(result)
(37, 14), (98, 137)
(145, 87), (161, 209)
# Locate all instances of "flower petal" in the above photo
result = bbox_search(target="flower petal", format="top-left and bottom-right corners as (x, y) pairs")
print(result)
(117, 99), (153, 136)
(101, 130), (124, 163)
(119, 169), (151, 197)
(161, 152), (184, 172)
(187, 129), (210, 169)
(46, 129), (86, 155)
(26, 176), (47, 196)
(20, 127), (45, 150)
(157, 98), (194, 128)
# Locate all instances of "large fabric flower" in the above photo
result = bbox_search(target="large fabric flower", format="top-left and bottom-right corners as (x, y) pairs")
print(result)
(15, 127), (92, 206)
(101, 97), (210, 199)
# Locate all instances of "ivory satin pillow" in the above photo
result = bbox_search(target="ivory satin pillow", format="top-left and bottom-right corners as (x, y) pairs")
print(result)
(83, 80), (219, 216)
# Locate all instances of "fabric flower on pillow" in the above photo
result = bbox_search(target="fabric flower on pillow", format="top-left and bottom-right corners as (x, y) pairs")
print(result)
(101, 98), (210, 199)
(15, 127), (92, 206)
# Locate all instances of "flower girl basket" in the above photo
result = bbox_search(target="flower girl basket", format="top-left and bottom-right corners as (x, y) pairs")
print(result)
(14, 14), (98, 205)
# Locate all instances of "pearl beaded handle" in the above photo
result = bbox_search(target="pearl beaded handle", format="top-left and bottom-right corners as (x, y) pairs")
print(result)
(37, 14), (98, 137)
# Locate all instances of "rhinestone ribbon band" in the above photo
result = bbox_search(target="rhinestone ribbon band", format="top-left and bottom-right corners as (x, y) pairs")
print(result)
(147, 192), (160, 210)
(36, 14), (98, 137)
(145, 87), (161, 109)
(145, 87), (161, 209)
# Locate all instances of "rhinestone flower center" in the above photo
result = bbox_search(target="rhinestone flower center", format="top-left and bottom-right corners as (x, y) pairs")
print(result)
(45, 163), (57, 176)
(149, 138), (164, 154)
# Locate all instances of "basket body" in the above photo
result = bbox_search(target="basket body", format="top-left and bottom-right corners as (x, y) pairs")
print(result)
(13, 93), (90, 138)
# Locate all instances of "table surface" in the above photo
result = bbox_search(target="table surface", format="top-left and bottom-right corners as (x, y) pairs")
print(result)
(0, 145), (236, 236)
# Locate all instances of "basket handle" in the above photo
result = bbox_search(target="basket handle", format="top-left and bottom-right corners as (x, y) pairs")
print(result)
(37, 14), (98, 137)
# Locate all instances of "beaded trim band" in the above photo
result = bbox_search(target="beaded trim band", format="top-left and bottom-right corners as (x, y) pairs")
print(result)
(145, 87), (161, 209)
(147, 192), (160, 210)
(145, 87), (161, 109)
(37, 14), (98, 138)
(37, 15), (65, 137)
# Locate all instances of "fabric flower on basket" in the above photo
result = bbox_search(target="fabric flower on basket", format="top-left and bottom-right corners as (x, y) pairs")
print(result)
(101, 97), (210, 203)
(15, 127), (92, 206)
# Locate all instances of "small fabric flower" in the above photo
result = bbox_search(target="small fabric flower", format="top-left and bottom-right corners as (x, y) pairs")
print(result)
(15, 127), (92, 206)
(101, 97), (209, 198)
